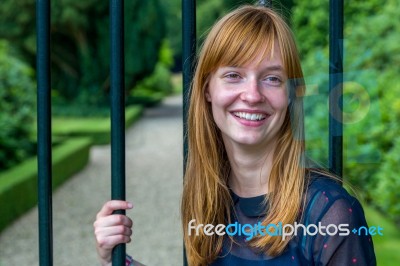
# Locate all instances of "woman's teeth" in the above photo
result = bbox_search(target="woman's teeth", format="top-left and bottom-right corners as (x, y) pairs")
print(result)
(233, 112), (266, 121)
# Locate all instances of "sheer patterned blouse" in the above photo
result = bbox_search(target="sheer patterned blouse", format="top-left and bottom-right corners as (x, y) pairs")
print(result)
(210, 174), (377, 266)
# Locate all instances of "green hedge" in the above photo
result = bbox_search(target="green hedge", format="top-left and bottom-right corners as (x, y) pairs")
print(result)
(51, 105), (143, 145)
(0, 137), (91, 233)
(0, 104), (144, 232)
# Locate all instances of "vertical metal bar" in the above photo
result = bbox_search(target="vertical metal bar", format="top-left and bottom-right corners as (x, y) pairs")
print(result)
(36, 0), (53, 265)
(182, 1), (196, 265)
(329, 0), (344, 177)
(110, 0), (126, 265)
(182, 0), (196, 168)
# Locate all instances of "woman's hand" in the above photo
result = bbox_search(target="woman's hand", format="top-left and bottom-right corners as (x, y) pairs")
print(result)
(94, 200), (133, 265)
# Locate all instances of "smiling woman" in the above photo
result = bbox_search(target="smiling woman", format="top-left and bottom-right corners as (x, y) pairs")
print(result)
(93, 5), (376, 266)
(180, 5), (376, 266)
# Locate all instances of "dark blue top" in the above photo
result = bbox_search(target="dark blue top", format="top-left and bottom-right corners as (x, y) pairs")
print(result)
(210, 174), (376, 265)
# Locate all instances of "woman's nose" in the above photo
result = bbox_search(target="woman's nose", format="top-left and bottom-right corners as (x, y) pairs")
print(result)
(240, 80), (265, 104)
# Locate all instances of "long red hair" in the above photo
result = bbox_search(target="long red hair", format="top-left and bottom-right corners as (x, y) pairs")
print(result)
(181, 6), (307, 265)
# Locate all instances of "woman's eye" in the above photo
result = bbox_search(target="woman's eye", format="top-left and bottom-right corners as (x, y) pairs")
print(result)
(264, 76), (282, 86)
(224, 73), (241, 80)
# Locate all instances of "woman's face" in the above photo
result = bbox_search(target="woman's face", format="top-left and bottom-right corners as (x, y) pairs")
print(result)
(206, 44), (288, 149)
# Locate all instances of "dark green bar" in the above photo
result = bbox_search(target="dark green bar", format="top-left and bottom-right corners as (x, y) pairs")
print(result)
(36, 0), (53, 265)
(110, 0), (126, 265)
(182, 0), (196, 170)
(329, 0), (344, 177)
(182, 1), (196, 265)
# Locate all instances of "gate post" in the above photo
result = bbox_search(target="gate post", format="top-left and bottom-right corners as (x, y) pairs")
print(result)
(182, 0), (196, 265)
(36, 0), (53, 265)
(110, 0), (126, 265)
(329, 0), (344, 177)
(182, 0), (196, 167)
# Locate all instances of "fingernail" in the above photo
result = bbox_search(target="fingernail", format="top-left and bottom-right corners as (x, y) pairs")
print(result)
(127, 202), (133, 209)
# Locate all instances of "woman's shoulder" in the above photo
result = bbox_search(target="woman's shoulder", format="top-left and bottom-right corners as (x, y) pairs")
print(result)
(306, 171), (355, 202)
(299, 172), (377, 265)
(302, 171), (365, 225)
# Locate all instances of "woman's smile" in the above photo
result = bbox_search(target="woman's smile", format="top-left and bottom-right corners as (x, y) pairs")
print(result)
(231, 110), (270, 127)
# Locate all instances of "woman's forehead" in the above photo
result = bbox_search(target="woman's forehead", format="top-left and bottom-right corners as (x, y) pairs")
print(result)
(216, 41), (285, 70)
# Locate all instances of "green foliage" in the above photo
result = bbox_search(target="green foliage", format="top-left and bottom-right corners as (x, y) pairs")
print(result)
(197, 0), (294, 45)
(160, 0), (181, 64)
(364, 205), (400, 265)
(0, 137), (91, 232)
(373, 137), (400, 225)
(128, 40), (174, 106)
(134, 62), (173, 94)
(291, 0), (328, 57)
(0, 40), (36, 171)
(0, 0), (166, 105)
(197, 0), (226, 43)
(292, 0), (382, 57)
(295, 0), (400, 223)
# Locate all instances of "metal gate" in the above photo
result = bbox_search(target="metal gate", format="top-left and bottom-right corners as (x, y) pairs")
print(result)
(36, 0), (343, 265)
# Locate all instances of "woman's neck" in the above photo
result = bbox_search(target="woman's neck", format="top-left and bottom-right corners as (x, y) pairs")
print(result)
(225, 141), (276, 198)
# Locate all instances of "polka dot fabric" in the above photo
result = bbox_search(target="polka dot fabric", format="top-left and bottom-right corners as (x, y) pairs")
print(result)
(210, 174), (376, 265)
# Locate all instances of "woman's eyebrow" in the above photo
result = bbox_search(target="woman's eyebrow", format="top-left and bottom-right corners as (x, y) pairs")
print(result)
(217, 65), (286, 75)
(263, 65), (285, 72)
(220, 65), (285, 71)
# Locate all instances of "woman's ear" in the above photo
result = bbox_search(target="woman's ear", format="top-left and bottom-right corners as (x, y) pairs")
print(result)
(205, 91), (211, 102)
(205, 84), (212, 102)
(204, 76), (212, 102)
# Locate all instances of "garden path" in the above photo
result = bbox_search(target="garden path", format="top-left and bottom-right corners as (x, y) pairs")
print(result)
(0, 95), (183, 265)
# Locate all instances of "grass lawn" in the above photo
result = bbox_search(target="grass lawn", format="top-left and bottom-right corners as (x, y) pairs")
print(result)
(52, 116), (110, 133)
(364, 205), (400, 265)
(52, 105), (142, 133)
(39, 105), (143, 145)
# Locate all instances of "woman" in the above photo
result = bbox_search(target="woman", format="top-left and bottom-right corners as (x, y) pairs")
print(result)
(94, 5), (376, 266)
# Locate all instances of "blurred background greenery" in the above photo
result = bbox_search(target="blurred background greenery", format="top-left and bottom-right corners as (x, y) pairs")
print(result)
(0, 0), (398, 264)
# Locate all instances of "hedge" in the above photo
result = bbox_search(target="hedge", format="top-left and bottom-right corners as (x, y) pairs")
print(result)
(0, 137), (91, 232)
(50, 105), (143, 145)
(0, 104), (144, 232)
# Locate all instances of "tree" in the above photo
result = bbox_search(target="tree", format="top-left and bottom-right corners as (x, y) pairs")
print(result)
(0, 40), (36, 170)
(0, 0), (166, 105)
(291, 0), (382, 58)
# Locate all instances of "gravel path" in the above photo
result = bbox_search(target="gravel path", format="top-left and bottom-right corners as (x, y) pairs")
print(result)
(0, 95), (183, 266)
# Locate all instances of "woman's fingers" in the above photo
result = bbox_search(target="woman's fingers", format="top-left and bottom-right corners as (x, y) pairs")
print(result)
(94, 214), (133, 228)
(96, 233), (132, 250)
(95, 223), (133, 238)
(95, 225), (132, 248)
(94, 201), (133, 246)
(96, 200), (133, 219)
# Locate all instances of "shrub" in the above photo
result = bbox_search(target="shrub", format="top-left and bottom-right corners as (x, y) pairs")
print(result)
(373, 137), (400, 226)
(0, 40), (36, 171)
(127, 40), (174, 106)
(295, 0), (400, 223)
